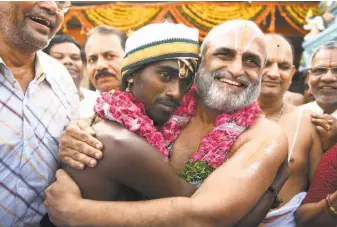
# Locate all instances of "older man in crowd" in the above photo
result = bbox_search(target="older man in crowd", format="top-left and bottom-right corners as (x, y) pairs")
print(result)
(301, 41), (337, 151)
(45, 20), (288, 227)
(295, 41), (337, 227)
(0, 1), (78, 226)
(257, 34), (323, 227)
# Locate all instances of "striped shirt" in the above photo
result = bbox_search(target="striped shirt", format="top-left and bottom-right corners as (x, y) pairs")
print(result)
(0, 51), (79, 226)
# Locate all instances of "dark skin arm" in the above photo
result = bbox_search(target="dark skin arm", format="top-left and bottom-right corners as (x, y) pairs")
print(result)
(296, 191), (337, 227)
(234, 159), (289, 227)
(63, 120), (194, 201)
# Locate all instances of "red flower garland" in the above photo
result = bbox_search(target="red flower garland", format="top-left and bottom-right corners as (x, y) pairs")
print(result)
(94, 86), (261, 168)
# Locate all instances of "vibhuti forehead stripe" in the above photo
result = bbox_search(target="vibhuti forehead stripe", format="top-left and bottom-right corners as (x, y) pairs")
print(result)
(234, 22), (258, 54)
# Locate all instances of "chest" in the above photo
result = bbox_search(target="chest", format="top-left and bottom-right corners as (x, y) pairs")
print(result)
(0, 80), (71, 161)
(170, 118), (214, 172)
(280, 119), (312, 174)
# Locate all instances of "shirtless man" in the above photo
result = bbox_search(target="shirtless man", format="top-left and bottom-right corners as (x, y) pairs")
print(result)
(45, 20), (288, 227)
(63, 22), (200, 201)
(257, 34), (323, 227)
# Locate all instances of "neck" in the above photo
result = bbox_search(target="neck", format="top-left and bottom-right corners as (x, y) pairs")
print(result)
(316, 100), (337, 114)
(258, 95), (283, 118)
(0, 38), (36, 68)
(0, 39), (36, 81)
(195, 96), (218, 125)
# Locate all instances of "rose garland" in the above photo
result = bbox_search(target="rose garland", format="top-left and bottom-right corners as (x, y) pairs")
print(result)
(94, 85), (261, 184)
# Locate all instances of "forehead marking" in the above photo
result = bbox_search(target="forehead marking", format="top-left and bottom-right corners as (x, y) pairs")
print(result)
(234, 22), (258, 54)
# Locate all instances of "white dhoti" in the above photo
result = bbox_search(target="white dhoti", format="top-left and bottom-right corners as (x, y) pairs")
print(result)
(262, 192), (307, 227)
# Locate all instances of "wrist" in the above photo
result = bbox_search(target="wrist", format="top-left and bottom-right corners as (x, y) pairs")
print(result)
(325, 194), (337, 217)
(69, 199), (91, 227)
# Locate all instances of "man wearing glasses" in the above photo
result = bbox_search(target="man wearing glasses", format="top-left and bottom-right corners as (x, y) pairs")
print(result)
(301, 41), (337, 151)
(0, 1), (77, 226)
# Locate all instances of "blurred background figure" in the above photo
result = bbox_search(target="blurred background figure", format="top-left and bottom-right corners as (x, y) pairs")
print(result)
(44, 35), (97, 118)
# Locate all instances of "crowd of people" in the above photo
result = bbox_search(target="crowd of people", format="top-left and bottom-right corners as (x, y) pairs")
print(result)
(0, 1), (336, 227)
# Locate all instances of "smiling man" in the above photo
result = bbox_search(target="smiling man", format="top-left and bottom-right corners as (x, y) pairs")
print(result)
(43, 35), (98, 118)
(301, 41), (337, 117)
(45, 20), (288, 227)
(257, 34), (323, 227)
(0, 1), (79, 226)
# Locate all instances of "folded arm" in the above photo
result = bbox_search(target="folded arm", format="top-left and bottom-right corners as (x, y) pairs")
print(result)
(64, 120), (194, 200)
(234, 158), (289, 227)
(46, 121), (288, 227)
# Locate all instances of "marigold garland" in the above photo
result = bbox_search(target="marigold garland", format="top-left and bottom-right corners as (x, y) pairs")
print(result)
(62, 2), (319, 40)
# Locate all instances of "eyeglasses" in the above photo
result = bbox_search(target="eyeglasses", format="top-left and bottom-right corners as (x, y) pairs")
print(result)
(308, 66), (337, 77)
(55, 1), (71, 14)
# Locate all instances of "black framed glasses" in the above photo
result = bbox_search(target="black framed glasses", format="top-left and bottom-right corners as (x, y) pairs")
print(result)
(56, 1), (71, 14)
(308, 66), (337, 77)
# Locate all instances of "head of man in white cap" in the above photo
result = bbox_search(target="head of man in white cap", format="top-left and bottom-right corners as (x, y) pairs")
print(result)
(120, 22), (200, 125)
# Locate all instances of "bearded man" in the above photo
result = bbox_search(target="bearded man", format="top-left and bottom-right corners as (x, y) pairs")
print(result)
(45, 20), (288, 227)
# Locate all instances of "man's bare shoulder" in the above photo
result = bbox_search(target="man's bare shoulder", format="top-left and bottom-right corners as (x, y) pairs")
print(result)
(93, 120), (134, 140)
(251, 117), (284, 135)
(284, 91), (304, 106)
(280, 108), (315, 131)
(232, 117), (288, 160)
(92, 120), (165, 163)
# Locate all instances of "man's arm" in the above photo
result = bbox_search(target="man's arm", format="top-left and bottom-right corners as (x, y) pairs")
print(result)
(311, 114), (337, 151)
(234, 159), (289, 227)
(296, 191), (337, 227)
(295, 145), (337, 227)
(45, 121), (288, 227)
(308, 114), (324, 183)
(63, 120), (194, 200)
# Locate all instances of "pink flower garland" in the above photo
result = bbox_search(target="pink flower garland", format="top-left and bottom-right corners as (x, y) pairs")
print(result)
(94, 86), (261, 168)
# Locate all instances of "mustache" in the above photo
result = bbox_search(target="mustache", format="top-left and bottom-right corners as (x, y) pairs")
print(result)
(155, 98), (180, 108)
(211, 70), (251, 87)
(95, 70), (114, 80)
(25, 9), (56, 29)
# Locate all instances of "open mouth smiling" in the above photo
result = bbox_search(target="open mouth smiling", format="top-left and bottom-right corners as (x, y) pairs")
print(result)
(215, 77), (243, 87)
(29, 15), (54, 30)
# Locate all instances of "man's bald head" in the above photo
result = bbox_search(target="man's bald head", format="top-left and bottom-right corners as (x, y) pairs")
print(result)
(264, 34), (294, 63)
(260, 33), (296, 99)
(201, 20), (267, 63)
(196, 20), (266, 113)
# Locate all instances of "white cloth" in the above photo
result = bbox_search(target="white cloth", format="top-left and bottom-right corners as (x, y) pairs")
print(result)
(300, 101), (337, 118)
(80, 87), (98, 119)
(263, 192), (307, 227)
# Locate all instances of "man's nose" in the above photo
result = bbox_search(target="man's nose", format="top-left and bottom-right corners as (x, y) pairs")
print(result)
(96, 57), (109, 71)
(62, 56), (73, 66)
(320, 69), (337, 82)
(227, 56), (244, 78)
(165, 79), (182, 101)
(265, 62), (280, 79)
